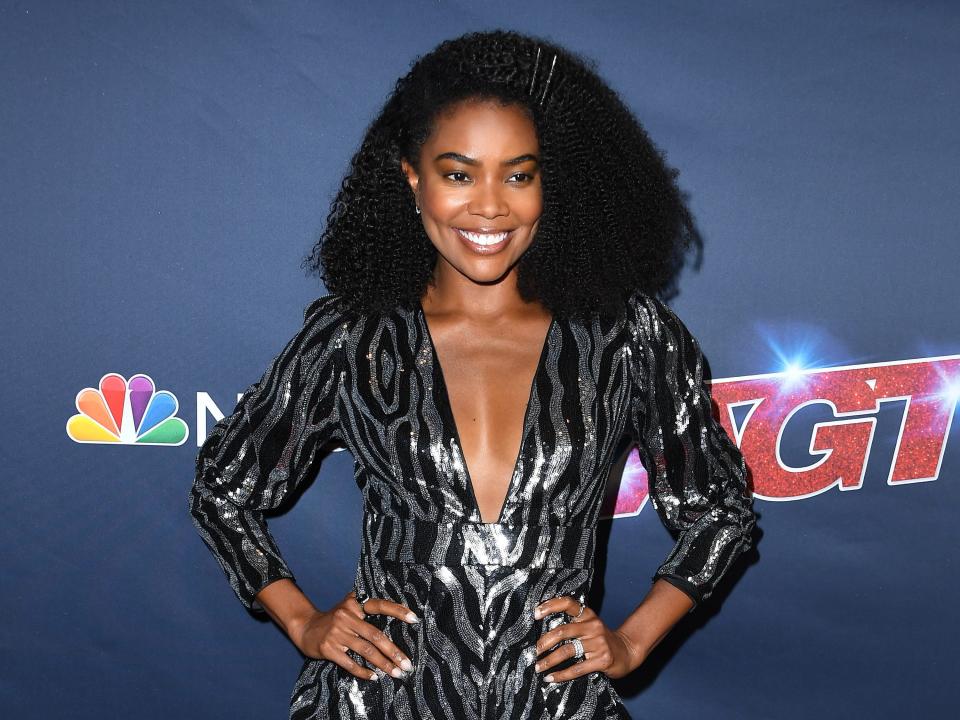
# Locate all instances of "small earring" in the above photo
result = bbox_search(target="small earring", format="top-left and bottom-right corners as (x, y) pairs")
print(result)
(415, 205), (421, 215)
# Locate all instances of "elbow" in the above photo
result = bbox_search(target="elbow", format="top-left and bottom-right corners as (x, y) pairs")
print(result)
(187, 468), (220, 532)
(187, 478), (208, 534)
(722, 452), (756, 547)
(730, 473), (757, 549)
(718, 490), (756, 561)
(739, 500), (758, 548)
(659, 501), (755, 608)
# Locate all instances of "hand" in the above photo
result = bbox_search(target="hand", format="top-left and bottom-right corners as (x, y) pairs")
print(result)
(533, 595), (644, 682)
(291, 590), (419, 681)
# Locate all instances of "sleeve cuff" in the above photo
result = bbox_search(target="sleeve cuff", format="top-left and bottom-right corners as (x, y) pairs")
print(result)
(653, 573), (701, 613)
(247, 571), (295, 614)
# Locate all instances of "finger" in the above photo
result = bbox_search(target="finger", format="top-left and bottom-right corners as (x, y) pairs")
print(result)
(352, 617), (414, 673)
(535, 617), (600, 656)
(361, 598), (420, 624)
(342, 591), (365, 618)
(570, 603), (593, 623)
(340, 613), (412, 675)
(543, 655), (604, 684)
(342, 631), (402, 678)
(329, 605), (366, 635)
(326, 607), (401, 672)
(328, 645), (378, 681)
(535, 619), (576, 655)
(541, 639), (604, 683)
(533, 643), (573, 672)
(534, 595), (587, 620)
(533, 595), (574, 619)
(534, 638), (583, 674)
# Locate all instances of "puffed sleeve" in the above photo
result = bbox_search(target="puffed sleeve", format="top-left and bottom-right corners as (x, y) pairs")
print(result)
(188, 293), (347, 614)
(626, 291), (756, 612)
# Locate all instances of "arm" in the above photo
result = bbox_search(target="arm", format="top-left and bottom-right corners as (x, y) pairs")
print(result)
(188, 294), (346, 618)
(254, 578), (320, 646)
(618, 292), (756, 659)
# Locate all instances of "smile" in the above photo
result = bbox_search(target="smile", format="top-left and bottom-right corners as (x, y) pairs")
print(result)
(453, 227), (514, 253)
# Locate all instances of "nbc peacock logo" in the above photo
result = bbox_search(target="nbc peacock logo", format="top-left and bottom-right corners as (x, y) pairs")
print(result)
(66, 373), (189, 446)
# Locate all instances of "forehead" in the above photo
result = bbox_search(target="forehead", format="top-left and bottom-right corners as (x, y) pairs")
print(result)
(425, 99), (539, 156)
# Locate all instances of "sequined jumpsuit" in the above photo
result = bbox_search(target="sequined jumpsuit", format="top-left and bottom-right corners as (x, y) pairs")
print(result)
(189, 290), (756, 719)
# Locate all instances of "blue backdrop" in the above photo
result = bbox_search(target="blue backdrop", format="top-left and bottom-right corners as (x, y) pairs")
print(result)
(3, 1), (957, 718)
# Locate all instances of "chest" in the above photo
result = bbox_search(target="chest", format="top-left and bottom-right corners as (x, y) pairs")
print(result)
(338, 308), (635, 523)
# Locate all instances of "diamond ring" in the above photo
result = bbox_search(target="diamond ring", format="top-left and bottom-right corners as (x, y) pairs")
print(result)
(570, 637), (585, 660)
(566, 597), (585, 620)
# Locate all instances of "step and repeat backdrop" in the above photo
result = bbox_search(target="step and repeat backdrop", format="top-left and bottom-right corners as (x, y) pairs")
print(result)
(3, 2), (956, 718)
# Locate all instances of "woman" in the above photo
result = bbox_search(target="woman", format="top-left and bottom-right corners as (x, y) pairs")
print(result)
(189, 29), (756, 719)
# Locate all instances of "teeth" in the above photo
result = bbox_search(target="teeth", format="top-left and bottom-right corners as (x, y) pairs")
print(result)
(457, 229), (509, 246)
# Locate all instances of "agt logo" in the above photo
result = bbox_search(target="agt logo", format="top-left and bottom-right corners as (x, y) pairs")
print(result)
(607, 354), (960, 519)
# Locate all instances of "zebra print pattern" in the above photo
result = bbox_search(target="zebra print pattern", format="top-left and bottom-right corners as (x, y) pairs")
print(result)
(189, 290), (756, 719)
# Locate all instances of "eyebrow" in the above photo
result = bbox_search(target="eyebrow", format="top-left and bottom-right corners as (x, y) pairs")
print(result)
(433, 152), (539, 166)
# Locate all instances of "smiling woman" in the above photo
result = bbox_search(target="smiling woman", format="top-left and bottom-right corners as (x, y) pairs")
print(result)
(396, 98), (560, 530)
(401, 101), (543, 268)
(189, 28), (756, 720)
(306, 30), (705, 320)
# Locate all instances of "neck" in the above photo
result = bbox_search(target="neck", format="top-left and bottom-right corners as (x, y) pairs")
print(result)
(421, 263), (530, 322)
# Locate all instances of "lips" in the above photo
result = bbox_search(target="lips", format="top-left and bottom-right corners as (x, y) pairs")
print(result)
(454, 228), (513, 255)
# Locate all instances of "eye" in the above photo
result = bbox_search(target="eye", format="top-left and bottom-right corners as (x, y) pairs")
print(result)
(507, 172), (535, 183)
(444, 171), (470, 183)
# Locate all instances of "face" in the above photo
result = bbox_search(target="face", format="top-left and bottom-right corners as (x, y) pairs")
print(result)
(400, 98), (543, 286)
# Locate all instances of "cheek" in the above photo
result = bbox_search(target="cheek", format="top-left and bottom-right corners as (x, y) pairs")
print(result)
(518, 195), (544, 225)
(421, 187), (464, 216)
(518, 184), (544, 221)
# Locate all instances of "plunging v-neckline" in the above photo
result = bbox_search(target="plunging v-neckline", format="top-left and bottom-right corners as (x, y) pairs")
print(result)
(417, 301), (556, 525)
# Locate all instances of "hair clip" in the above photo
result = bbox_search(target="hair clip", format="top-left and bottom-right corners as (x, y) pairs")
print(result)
(528, 47), (542, 95)
(528, 45), (558, 106)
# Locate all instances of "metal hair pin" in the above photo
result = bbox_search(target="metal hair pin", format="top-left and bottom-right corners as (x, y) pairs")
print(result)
(527, 46), (542, 95)
(528, 45), (558, 106)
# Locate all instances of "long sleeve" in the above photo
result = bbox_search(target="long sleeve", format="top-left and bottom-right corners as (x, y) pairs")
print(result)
(188, 293), (347, 614)
(626, 291), (756, 612)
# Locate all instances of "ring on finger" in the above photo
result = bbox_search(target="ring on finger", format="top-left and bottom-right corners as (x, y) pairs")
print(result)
(566, 598), (585, 621)
(354, 588), (371, 616)
(569, 637), (585, 660)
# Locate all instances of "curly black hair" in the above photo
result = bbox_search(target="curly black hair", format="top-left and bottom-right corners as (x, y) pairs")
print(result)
(303, 28), (703, 322)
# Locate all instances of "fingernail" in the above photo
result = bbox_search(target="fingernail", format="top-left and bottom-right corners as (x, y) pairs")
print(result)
(401, 658), (413, 672)
(534, 662), (542, 672)
(391, 667), (404, 679)
(544, 674), (554, 682)
(406, 612), (419, 623)
(369, 671), (377, 680)
(533, 607), (543, 619)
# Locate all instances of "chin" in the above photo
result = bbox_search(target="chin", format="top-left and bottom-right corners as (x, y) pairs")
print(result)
(449, 256), (517, 284)
(460, 266), (514, 284)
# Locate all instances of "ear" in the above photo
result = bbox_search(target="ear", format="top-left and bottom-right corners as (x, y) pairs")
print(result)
(400, 157), (420, 197)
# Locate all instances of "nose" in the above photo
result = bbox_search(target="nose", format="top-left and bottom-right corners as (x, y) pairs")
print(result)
(467, 177), (509, 219)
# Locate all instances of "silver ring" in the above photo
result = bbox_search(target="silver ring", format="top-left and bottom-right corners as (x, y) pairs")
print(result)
(566, 598), (585, 620)
(569, 637), (585, 660)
